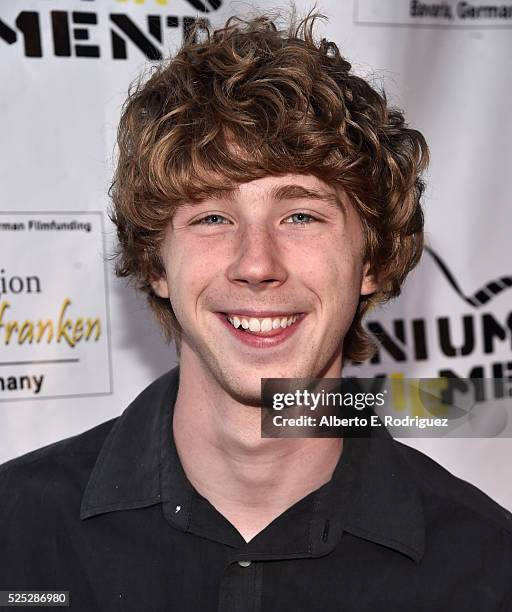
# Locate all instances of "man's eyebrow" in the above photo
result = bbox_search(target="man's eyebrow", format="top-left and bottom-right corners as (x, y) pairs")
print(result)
(209, 184), (346, 213)
(271, 184), (345, 213)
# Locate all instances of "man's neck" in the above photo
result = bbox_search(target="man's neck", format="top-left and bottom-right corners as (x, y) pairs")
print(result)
(172, 352), (344, 543)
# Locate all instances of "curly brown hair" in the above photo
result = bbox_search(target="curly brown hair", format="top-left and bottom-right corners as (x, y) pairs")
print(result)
(109, 10), (429, 364)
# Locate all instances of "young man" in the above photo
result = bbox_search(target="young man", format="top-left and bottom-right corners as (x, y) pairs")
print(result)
(1, 12), (511, 611)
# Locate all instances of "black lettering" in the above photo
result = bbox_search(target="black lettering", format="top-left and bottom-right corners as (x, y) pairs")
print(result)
(412, 319), (428, 360)
(368, 320), (407, 363)
(25, 276), (41, 294)
(73, 12), (100, 58)
(482, 312), (511, 353)
(439, 367), (486, 401)
(110, 14), (162, 60)
(438, 315), (474, 357)
(19, 376), (30, 390)
(8, 276), (23, 294)
(51, 11), (71, 57)
(0, 12), (42, 57)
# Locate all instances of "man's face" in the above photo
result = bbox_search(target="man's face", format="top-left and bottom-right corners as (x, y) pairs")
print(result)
(152, 173), (377, 404)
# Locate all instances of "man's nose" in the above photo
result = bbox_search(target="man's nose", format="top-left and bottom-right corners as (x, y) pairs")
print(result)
(226, 224), (288, 289)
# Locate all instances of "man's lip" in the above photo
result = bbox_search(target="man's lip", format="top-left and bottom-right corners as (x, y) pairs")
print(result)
(218, 310), (304, 318)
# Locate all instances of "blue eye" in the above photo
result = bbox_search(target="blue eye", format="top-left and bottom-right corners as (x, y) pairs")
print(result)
(286, 212), (317, 225)
(193, 212), (318, 226)
(195, 214), (230, 225)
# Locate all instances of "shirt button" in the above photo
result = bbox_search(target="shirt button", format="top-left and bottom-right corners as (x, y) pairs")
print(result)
(238, 560), (252, 568)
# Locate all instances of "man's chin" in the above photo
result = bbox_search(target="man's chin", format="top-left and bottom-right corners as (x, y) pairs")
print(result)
(217, 365), (308, 408)
(214, 379), (261, 408)
(222, 369), (265, 402)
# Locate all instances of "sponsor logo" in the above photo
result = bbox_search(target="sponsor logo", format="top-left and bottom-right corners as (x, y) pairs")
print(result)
(347, 246), (512, 409)
(355, 0), (512, 27)
(0, 212), (112, 401)
(425, 246), (512, 308)
(0, 0), (222, 59)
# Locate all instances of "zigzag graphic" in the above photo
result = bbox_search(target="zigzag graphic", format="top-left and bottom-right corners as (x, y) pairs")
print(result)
(425, 246), (512, 308)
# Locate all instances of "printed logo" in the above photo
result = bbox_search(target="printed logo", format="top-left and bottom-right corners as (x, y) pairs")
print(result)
(115, 0), (221, 10)
(425, 246), (512, 307)
(0, 0), (223, 59)
(0, 212), (112, 401)
(345, 244), (512, 413)
(354, 0), (512, 28)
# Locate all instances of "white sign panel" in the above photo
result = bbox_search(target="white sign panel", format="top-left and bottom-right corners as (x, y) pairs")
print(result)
(0, 211), (112, 401)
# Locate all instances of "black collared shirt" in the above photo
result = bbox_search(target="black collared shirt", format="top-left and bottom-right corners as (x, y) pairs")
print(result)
(1, 366), (511, 611)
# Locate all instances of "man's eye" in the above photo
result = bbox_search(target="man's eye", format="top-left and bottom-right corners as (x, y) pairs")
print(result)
(194, 214), (230, 225)
(284, 212), (317, 225)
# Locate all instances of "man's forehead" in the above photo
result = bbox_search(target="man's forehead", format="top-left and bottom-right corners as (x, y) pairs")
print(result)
(201, 175), (347, 213)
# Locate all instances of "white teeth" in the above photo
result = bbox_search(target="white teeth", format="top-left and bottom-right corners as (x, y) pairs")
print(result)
(249, 318), (260, 332)
(226, 314), (299, 333)
(260, 318), (273, 332)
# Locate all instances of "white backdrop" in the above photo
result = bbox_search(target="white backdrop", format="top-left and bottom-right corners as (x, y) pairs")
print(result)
(1, 0), (511, 510)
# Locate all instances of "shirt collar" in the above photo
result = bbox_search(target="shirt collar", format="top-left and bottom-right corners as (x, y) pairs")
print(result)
(80, 366), (425, 563)
(339, 432), (426, 563)
(80, 367), (181, 519)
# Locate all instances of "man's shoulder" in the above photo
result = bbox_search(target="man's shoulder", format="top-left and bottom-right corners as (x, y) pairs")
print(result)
(0, 417), (118, 501)
(394, 438), (512, 537)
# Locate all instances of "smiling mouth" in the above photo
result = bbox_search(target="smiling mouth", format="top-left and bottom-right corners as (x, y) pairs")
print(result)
(217, 312), (306, 343)
(224, 313), (300, 334)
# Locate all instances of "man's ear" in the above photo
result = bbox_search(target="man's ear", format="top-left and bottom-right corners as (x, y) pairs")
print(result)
(360, 262), (379, 296)
(150, 276), (170, 299)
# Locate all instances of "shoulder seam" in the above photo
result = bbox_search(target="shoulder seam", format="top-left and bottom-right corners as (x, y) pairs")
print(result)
(0, 417), (118, 475)
(395, 442), (512, 536)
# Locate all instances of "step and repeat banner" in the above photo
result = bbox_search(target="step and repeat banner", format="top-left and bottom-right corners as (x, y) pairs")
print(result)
(1, 0), (511, 508)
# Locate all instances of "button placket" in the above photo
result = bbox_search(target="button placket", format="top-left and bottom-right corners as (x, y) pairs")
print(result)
(217, 558), (262, 611)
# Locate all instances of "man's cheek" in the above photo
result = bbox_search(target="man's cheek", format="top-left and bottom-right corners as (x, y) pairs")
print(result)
(167, 280), (189, 324)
